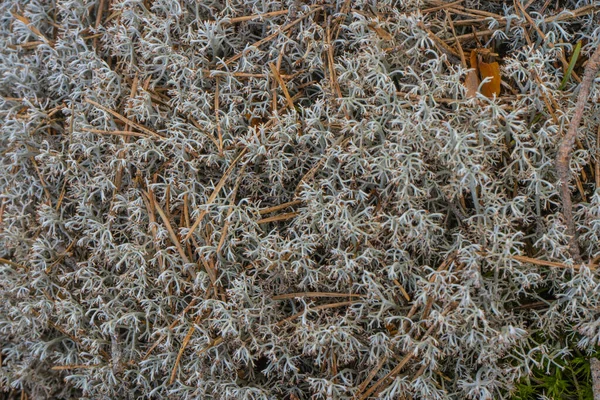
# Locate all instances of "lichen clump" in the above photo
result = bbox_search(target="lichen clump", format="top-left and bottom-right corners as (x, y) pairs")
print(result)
(1, 0), (600, 398)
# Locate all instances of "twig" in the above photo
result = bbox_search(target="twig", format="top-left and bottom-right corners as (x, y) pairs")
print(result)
(259, 200), (302, 215)
(51, 364), (102, 370)
(257, 211), (299, 224)
(555, 43), (600, 264)
(269, 62), (295, 110)
(81, 128), (147, 138)
(85, 99), (164, 139)
(223, 8), (321, 67)
(11, 13), (53, 47)
(225, 9), (288, 24)
(591, 357), (600, 400)
(272, 292), (363, 300)
(150, 192), (196, 279)
(141, 299), (199, 361)
(421, 0), (464, 14)
(511, 254), (595, 271)
(214, 78), (224, 156)
(183, 149), (248, 241)
(0, 257), (28, 271)
(169, 313), (201, 384)
(276, 300), (358, 327)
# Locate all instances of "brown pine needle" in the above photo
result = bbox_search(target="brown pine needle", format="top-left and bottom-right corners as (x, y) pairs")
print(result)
(151, 193), (193, 269)
(257, 211), (299, 224)
(85, 99), (164, 139)
(12, 13), (53, 47)
(81, 128), (148, 138)
(258, 200), (302, 215)
(223, 7), (321, 67)
(169, 314), (201, 384)
(226, 9), (289, 24)
(0, 257), (28, 270)
(183, 148), (247, 241)
(272, 292), (363, 300)
(269, 62), (295, 110)
(276, 300), (358, 327)
(356, 356), (388, 396)
(51, 364), (102, 370)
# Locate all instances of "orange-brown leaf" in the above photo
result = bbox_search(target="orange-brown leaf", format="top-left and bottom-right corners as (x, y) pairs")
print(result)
(465, 70), (479, 98)
(478, 61), (501, 98)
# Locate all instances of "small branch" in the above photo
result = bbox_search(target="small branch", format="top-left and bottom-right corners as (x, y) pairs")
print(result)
(591, 357), (600, 400)
(555, 44), (600, 264)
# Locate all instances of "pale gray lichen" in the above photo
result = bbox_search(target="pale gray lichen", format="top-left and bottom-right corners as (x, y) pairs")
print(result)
(1, 0), (600, 399)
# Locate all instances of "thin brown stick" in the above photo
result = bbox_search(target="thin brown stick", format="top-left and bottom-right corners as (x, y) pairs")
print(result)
(421, 0), (464, 14)
(269, 62), (295, 110)
(596, 125), (600, 190)
(12, 13), (53, 47)
(169, 314), (201, 384)
(198, 337), (224, 356)
(225, 9), (288, 24)
(223, 8), (320, 67)
(393, 279), (411, 302)
(272, 292), (363, 300)
(183, 148), (248, 241)
(214, 78), (224, 156)
(0, 257), (28, 270)
(556, 44), (600, 264)
(81, 128), (147, 138)
(85, 99), (164, 139)
(356, 356), (388, 394)
(141, 299), (199, 361)
(51, 364), (102, 370)
(93, 0), (106, 48)
(216, 163), (248, 255)
(511, 254), (595, 271)
(258, 199), (302, 215)
(152, 193), (193, 270)
(276, 300), (358, 327)
(591, 357), (600, 400)
(257, 211), (299, 224)
(326, 17), (342, 99)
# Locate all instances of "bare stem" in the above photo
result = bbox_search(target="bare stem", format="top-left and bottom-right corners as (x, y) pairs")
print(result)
(556, 44), (600, 264)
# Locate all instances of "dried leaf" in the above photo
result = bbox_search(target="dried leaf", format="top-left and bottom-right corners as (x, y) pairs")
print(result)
(465, 50), (480, 98)
(479, 61), (501, 97)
